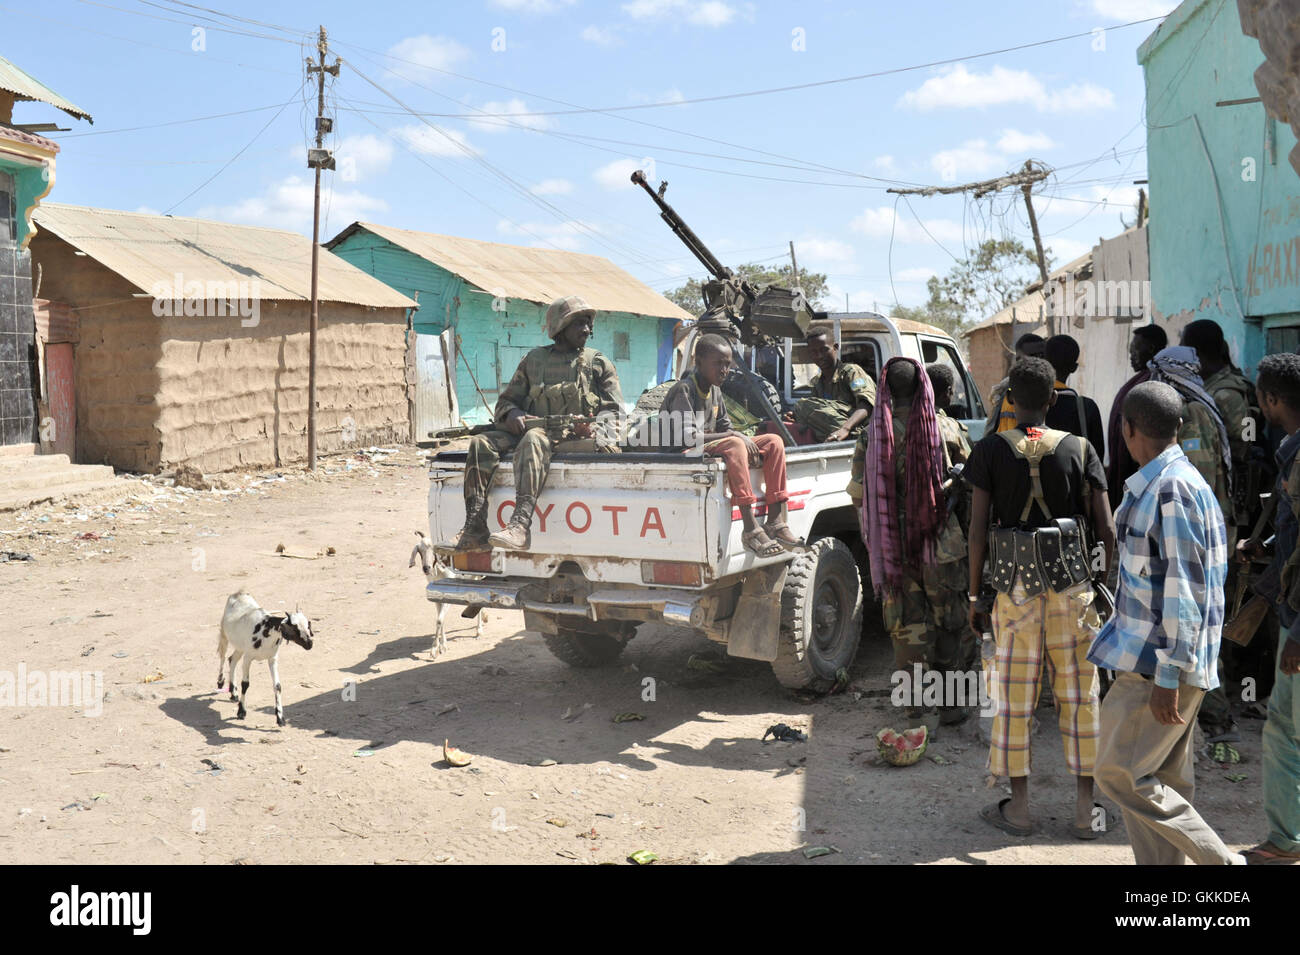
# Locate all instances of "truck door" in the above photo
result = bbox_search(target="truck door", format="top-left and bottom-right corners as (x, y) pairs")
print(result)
(920, 337), (987, 438)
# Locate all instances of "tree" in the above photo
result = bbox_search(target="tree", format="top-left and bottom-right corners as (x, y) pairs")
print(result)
(665, 262), (830, 318)
(894, 238), (1046, 336)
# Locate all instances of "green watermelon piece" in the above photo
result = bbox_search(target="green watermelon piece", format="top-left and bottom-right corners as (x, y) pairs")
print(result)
(875, 725), (929, 767)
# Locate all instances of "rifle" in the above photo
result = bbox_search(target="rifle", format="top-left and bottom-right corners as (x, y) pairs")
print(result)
(430, 414), (599, 443)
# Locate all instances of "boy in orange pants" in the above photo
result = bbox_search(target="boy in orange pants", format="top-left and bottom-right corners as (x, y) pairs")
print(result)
(661, 334), (802, 557)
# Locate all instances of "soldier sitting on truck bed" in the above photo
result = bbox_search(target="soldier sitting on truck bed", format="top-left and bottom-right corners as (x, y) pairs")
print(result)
(444, 295), (624, 553)
(696, 314), (786, 435)
(784, 329), (876, 443)
(661, 334), (804, 558)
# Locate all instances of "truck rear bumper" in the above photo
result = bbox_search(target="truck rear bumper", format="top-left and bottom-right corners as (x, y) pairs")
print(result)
(425, 580), (706, 628)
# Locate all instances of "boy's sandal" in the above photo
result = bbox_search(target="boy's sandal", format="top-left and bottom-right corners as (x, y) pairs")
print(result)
(1242, 842), (1300, 864)
(741, 527), (784, 558)
(763, 520), (807, 552)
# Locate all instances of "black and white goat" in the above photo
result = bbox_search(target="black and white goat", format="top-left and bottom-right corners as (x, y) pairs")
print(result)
(410, 531), (486, 657)
(217, 591), (314, 726)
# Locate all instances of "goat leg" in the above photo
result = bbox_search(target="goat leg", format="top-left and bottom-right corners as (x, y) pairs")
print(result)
(268, 655), (286, 727)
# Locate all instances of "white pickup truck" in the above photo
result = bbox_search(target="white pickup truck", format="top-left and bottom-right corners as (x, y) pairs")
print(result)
(425, 313), (985, 691)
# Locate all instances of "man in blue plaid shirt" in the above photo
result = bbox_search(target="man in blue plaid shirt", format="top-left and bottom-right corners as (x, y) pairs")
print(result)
(1088, 381), (1242, 864)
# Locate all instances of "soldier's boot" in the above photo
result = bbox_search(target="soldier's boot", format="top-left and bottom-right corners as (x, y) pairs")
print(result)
(445, 490), (491, 553)
(488, 494), (537, 551)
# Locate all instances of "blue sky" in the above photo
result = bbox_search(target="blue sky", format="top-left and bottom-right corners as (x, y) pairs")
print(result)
(8, 0), (1179, 312)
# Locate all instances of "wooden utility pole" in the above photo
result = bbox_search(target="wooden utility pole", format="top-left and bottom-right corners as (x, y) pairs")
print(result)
(1020, 180), (1049, 287)
(305, 26), (340, 470)
(788, 240), (799, 288)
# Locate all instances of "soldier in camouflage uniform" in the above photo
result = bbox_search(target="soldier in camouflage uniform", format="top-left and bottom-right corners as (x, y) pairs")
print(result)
(787, 329), (876, 442)
(445, 295), (624, 552)
(1182, 320), (1259, 529)
(858, 361), (976, 726)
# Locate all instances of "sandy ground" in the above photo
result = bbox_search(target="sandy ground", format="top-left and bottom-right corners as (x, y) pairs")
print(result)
(0, 446), (1270, 864)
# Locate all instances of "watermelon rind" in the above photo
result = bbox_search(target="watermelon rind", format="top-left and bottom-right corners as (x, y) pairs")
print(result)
(875, 725), (929, 767)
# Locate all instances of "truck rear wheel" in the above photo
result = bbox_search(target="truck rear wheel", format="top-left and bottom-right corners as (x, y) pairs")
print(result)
(770, 537), (863, 691)
(542, 621), (636, 668)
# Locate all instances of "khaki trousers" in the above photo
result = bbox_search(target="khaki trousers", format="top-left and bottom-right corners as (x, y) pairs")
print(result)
(1094, 672), (1239, 865)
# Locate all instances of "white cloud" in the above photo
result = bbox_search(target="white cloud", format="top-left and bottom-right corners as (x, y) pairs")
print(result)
(200, 176), (388, 234)
(531, 178), (574, 196)
(394, 124), (478, 158)
(996, 128), (1056, 154)
(490, 0), (576, 10)
(384, 35), (470, 84)
(896, 267), (938, 283)
(1045, 237), (1093, 263)
(496, 218), (601, 251)
(850, 206), (964, 244)
(899, 64), (1113, 112)
(334, 134), (394, 181)
(872, 155), (896, 172)
(467, 99), (551, 133)
(630, 87), (686, 105)
(1089, 0), (1177, 21)
(931, 139), (1003, 178)
(621, 0), (737, 27)
(581, 24), (622, 46)
(593, 157), (645, 190)
(796, 236), (855, 265)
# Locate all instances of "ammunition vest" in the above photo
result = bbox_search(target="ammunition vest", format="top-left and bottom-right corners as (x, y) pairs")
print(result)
(525, 347), (602, 417)
(987, 428), (1092, 598)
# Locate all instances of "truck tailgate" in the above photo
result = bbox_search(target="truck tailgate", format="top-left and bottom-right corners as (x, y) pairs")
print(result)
(430, 454), (721, 569)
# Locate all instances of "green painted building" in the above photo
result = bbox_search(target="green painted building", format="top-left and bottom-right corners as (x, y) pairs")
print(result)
(1139, 0), (1300, 374)
(326, 222), (689, 432)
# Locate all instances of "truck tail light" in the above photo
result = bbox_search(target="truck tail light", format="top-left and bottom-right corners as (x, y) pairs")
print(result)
(453, 551), (494, 573)
(642, 561), (702, 587)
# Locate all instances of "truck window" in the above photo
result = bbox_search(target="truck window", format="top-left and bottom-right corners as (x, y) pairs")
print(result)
(789, 341), (881, 396)
(920, 339), (979, 418)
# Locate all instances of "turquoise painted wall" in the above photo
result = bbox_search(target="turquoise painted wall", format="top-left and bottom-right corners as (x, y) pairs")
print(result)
(0, 159), (49, 246)
(1140, 0), (1300, 377)
(331, 229), (675, 425)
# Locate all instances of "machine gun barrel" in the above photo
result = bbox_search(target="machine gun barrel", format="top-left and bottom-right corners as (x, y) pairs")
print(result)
(630, 169), (731, 281)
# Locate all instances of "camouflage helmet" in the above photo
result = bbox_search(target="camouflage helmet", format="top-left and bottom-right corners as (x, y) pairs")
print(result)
(545, 295), (596, 340)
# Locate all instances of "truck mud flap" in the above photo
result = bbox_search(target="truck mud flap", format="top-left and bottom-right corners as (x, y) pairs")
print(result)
(724, 564), (788, 662)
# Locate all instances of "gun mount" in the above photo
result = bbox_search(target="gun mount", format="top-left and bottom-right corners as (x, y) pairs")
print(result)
(630, 170), (814, 342)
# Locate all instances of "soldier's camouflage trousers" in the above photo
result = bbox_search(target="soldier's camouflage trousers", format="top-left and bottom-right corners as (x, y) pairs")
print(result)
(793, 396), (860, 442)
(464, 428), (557, 507)
(882, 558), (978, 696)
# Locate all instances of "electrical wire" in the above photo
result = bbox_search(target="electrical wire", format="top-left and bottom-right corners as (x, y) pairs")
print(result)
(162, 80), (307, 214)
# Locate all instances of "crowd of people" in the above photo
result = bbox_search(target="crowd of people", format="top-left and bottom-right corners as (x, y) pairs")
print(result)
(855, 320), (1300, 865)
(444, 295), (1297, 865)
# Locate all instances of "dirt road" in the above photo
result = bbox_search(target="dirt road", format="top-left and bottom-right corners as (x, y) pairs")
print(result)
(0, 447), (1269, 864)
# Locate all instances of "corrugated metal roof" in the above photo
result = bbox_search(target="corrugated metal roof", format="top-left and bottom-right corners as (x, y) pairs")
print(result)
(330, 221), (692, 321)
(33, 204), (416, 309)
(0, 54), (92, 123)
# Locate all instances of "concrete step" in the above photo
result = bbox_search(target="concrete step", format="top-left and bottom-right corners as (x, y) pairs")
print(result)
(0, 453), (73, 474)
(0, 457), (122, 511)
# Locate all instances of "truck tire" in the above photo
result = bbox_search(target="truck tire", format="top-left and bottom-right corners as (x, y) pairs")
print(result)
(770, 537), (863, 691)
(542, 621), (635, 667)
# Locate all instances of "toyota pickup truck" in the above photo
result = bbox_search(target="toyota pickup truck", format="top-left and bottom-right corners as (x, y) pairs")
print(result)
(424, 312), (985, 691)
